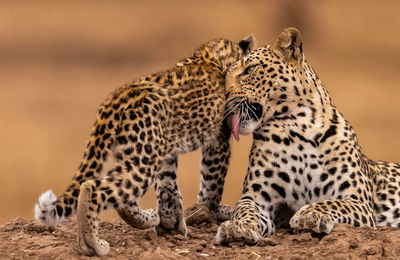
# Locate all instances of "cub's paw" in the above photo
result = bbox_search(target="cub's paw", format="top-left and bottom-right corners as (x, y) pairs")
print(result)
(156, 210), (187, 236)
(215, 220), (262, 245)
(77, 230), (110, 256)
(156, 195), (186, 235)
(210, 204), (234, 222)
(290, 205), (334, 234)
(118, 208), (160, 229)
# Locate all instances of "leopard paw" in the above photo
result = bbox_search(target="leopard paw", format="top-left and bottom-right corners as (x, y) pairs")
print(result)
(118, 208), (160, 229)
(77, 230), (110, 256)
(156, 194), (186, 235)
(290, 205), (334, 234)
(215, 220), (262, 245)
(156, 210), (187, 235)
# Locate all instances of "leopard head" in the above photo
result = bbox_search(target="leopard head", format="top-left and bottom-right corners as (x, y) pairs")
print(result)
(225, 28), (311, 141)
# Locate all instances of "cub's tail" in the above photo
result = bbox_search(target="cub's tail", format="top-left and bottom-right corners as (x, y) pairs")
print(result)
(34, 189), (63, 225)
(33, 89), (123, 225)
(34, 85), (148, 225)
(34, 121), (112, 225)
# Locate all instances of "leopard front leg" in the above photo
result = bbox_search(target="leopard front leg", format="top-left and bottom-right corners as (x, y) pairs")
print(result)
(216, 197), (274, 244)
(154, 156), (186, 235)
(290, 198), (376, 234)
(216, 145), (297, 244)
(215, 160), (281, 244)
(198, 137), (232, 221)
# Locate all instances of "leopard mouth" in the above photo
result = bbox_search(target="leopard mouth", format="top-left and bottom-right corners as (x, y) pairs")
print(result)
(227, 113), (240, 141)
(226, 101), (263, 141)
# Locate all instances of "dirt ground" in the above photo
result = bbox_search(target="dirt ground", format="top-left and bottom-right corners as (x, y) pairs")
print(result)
(1, 204), (399, 260)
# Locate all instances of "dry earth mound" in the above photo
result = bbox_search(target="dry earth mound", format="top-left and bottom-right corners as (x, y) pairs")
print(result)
(1, 204), (399, 259)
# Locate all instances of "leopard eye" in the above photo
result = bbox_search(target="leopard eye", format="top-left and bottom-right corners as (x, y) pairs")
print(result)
(241, 64), (257, 76)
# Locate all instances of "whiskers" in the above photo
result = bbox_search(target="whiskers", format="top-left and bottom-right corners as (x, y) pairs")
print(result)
(228, 95), (270, 142)
(224, 92), (271, 142)
(223, 99), (244, 121)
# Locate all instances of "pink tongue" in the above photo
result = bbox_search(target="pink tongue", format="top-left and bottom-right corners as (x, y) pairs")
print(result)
(228, 113), (240, 141)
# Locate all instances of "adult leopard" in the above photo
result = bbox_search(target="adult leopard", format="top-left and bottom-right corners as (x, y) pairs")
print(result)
(217, 27), (400, 244)
(34, 35), (255, 255)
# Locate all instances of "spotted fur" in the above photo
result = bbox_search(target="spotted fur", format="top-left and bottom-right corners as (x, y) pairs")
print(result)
(216, 28), (400, 244)
(34, 35), (255, 256)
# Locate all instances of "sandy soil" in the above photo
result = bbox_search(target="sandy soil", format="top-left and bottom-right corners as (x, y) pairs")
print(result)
(1, 204), (399, 260)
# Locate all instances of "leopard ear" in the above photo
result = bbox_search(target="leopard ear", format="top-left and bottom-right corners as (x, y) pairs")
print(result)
(238, 33), (257, 54)
(272, 27), (303, 63)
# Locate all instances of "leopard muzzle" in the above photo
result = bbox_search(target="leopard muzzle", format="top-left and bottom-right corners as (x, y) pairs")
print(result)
(226, 99), (263, 141)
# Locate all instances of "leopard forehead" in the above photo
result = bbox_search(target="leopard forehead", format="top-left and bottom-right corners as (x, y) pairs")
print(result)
(225, 42), (323, 109)
(228, 45), (302, 87)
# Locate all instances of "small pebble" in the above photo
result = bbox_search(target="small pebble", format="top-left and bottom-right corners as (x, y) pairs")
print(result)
(176, 249), (190, 255)
(173, 234), (186, 241)
(228, 241), (245, 247)
(258, 238), (278, 246)
(348, 238), (358, 249)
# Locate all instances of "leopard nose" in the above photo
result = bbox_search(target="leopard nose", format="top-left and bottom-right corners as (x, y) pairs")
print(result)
(249, 102), (263, 120)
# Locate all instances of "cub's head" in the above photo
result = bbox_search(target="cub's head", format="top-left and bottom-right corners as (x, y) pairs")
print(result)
(226, 27), (315, 140)
(180, 34), (257, 73)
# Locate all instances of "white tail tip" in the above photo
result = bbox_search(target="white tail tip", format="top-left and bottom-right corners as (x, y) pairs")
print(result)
(34, 189), (63, 225)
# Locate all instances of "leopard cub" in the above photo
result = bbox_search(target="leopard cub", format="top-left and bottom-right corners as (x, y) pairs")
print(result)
(35, 35), (255, 256)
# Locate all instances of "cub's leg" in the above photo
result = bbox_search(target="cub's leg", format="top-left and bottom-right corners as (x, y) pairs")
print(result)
(153, 155), (186, 235)
(118, 154), (185, 235)
(198, 134), (232, 221)
(116, 205), (159, 230)
(77, 167), (157, 256)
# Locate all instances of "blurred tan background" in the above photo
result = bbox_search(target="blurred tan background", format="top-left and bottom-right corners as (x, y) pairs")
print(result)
(1, 0), (400, 224)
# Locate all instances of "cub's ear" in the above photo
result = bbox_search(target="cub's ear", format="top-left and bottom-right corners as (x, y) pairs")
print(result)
(238, 33), (257, 54)
(272, 27), (303, 63)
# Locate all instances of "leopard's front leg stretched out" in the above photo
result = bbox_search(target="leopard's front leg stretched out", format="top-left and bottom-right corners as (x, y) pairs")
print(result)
(290, 195), (376, 234)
